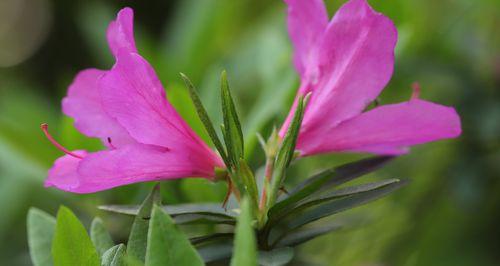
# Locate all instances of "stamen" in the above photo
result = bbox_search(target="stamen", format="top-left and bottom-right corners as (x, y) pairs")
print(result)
(40, 123), (83, 159)
(411, 82), (421, 100)
(107, 137), (116, 149)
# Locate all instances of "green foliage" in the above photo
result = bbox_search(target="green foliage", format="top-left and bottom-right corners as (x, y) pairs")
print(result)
(230, 197), (257, 266)
(220, 70), (245, 168)
(52, 206), (100, 266)
(145, 205), (204, 266)
(27, 208), (56, 266)
(101, 244), (126, 266)
(181, 73), (229, 166)
(90, 217), (115, 256)
(127, 184), (161, 263)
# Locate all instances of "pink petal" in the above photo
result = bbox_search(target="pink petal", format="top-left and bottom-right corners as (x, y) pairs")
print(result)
(280, 0), (397, 136)
(107, 7), (137, 56)
(284, 0), (328, 77)
(99, 51), (221, 162)
(62, 69), (135, 148)
(296, 99), (462, 156)
(44, 150), (90, 193)
(45, 144), (222, 194)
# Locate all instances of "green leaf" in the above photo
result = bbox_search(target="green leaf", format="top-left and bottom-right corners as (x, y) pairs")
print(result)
(230, 197), (257, 266)
(274, 225), (342, 248)
(127, 184), (161, 263)
(145, 205), (204, 266)
(270, 156), (394, 217)
(190, 233), (234, 245)
(267, 95), (306, 207)
(99, 203), (237, 218)
(181, 73), (229, 166)
(91, 217), (114, 256)
(284, 179), (409, 230)
(239, 159), (260, 208)
(197, 242), (233, 263)
(258, 247), (294, 266)
(27, 208), (56, 266)
(101, 244), (126, 266)
(273, 179), (402, 221)
(52, 206), (100, 266)
(220, 70), (244, 167)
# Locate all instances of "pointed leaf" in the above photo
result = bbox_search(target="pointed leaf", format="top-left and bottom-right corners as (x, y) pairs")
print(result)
(220, 70), (244, 166)
(190, 233), (234, 245)
(27, 208), (56, 266)
(99, 203), (237, 218)
(101, 244), (126, 266)
(145, 205), (204, 266)
(52, 206), (100, 266)
(239, 159), (259, 208)
(284, 179), (409, 230)
(274, 225), (341, 248)
(270, 156), (394, 217)
(267, 95), (306, 207)
(127, 184), (161, 263)
(91, 217), (114, 256)
(230, 197), (257, 266)
(258, 247), (294, 266)
(273, 179), (402, 220)
(181, 73), (229, 166)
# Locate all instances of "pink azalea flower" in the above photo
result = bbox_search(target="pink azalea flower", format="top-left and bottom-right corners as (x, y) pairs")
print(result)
(43, 8), (224, 193)
(280, 0), (461, 156)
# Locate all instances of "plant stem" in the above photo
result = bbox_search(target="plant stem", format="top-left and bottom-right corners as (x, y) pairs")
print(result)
(259, 156), (275, 211)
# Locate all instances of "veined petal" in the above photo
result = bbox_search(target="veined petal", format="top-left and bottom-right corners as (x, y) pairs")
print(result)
(62, 69), (134, 148)
(297, 99), (462, 156)
(99, 51), (220, 161)
(306, 0), (397, 128)
(284, 0), (328, 77)
(280, 0), (397, 137)
(107, 7), (137, 56)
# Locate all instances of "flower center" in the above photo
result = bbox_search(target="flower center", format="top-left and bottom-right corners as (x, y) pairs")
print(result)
(40, 123), (84, 159)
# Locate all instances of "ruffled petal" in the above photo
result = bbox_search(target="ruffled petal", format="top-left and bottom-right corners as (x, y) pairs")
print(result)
(107, 7), (137, 56)
(284, 0), (328, 77)
(62, 69), (135, 148)
(297, 99), (462, 156)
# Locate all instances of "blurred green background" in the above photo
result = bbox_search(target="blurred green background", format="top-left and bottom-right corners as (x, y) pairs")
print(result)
(1, 0), (499, 265)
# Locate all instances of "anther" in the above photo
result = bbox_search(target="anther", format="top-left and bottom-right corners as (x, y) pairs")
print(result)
(107, 137), (117, 149)
(40, 123), (83, 159)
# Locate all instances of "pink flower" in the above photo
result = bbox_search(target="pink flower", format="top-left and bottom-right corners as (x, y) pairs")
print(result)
(280, 0), (461, 156)
(43, 8), (224, 193)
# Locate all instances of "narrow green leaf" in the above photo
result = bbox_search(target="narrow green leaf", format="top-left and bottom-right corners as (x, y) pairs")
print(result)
(230, 197), (257, 266)
(27, 208), (56, 266)
(101, 244), (126, 266)
(181, 73), (229, 166)
(145, 205), (204, 266)
(52, 206), (100, 266)
(197, 242), (233, 263)
(258, 247), (294, 266)
(267, 95), (306, 207)
(190, 233), (234, 245)
(239, 159), (260, 208)
(99, 203), (237, 218)
(285, 179), (409, 230)
(91, 217), (114, 256)
(127, 184), (161, 263)
(220, 70), (244, 166)
(274, 225), (341, 248)
(272, 179), (401, 221)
